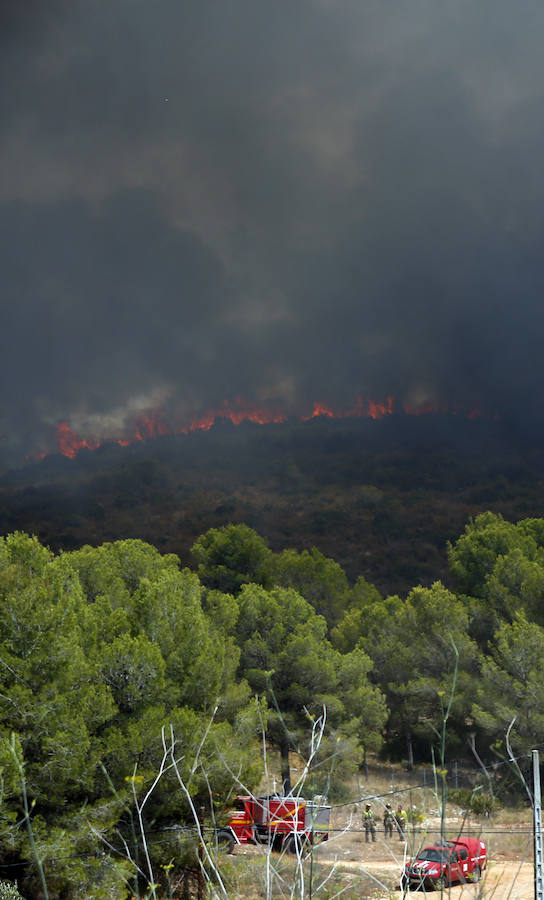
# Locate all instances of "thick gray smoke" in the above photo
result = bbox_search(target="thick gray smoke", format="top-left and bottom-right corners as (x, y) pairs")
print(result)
(2, 0), (544, 459)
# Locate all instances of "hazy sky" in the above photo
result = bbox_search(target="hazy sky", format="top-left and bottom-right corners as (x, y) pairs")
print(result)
(2, 0), (544, 459)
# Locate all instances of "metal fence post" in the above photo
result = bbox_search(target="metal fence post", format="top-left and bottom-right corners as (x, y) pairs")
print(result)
(198, 805), (205, 900)
(533, 750), (544, 900)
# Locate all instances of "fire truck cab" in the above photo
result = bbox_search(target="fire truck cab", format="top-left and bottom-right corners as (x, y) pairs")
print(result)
(217, 795), (330, 853)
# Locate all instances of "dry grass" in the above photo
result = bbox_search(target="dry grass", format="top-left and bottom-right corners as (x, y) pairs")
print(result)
(211, 760), (536, 899)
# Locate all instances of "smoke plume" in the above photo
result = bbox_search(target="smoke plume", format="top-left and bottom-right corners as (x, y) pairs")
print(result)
(2, 0), (544, 460)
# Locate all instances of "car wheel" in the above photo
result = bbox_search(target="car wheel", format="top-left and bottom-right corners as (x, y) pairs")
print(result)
(471, 866), (481, 883)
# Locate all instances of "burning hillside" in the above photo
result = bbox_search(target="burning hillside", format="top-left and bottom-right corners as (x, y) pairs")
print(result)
(29, 395), (489, 461)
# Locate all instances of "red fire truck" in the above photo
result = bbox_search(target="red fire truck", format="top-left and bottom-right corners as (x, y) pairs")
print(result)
(216, 795), (331, 853)
(402, 836), (487, 891)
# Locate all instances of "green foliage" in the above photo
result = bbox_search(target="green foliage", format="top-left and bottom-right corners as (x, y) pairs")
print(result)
(234, 582), (387, 788)
(0, 883), (24, 900)
(347, 582), (480, 759)
(449, 512), (544, 646)
(448, 788), (500, 816)
(23, 815), (133, 900)
(235, 583), (333, 718)
(6, 510), (544, 895)
(100, 632), (166, 713)
(336, 648), (388, 755)
(330, 575), (383, 653)
(473, 613), (544, 755)
(0, 535), (113, 805)
(406, 806), (424, 825)
(447, 511), (538, 598)
(191, 524), (272, 593)
(0, 532), (263, 899)
(265, 547), (353, 629)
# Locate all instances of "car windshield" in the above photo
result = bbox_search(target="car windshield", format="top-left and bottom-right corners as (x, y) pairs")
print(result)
(416, 849), (449, 863)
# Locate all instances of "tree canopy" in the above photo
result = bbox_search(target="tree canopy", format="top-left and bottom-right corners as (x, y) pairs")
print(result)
(233, 582), (387, 790)
(0, 534), (261, 898)
(1, 511), (544, 896)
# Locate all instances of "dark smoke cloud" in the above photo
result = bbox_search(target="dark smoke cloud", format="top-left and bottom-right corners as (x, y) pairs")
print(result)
(2, 0), (544, 459)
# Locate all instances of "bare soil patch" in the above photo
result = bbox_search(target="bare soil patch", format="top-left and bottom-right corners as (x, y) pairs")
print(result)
(314, 805), (535, 898)
(230, 804), (535, 898)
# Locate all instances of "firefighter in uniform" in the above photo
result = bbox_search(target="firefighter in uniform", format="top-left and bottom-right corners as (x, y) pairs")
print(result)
(383, 802), (395, 839)
(396, 805), (407, 840)
(362, 803), (376, 842)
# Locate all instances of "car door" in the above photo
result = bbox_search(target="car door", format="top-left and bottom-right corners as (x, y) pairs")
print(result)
(458, 846), (470, 881)
(448, 850), (462, 883)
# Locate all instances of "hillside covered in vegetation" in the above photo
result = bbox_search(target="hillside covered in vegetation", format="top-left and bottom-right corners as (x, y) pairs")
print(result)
(2, 415), (543, 597)
(0, 511), (543, 897)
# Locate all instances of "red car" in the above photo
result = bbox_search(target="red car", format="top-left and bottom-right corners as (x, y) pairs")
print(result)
(402, 837), (487, 891)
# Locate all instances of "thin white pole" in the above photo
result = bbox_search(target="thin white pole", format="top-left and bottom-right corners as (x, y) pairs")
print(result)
(533, 749), (544, 900)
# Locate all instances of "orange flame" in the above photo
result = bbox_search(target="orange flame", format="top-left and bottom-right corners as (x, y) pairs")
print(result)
(302, 402), (336, 421)
(302, 396), (395, 422)
(56, 421), (99, 459)
(366, 396), (394, 419)
(178, 398), (287, 431)
(42, 395), (495, 460)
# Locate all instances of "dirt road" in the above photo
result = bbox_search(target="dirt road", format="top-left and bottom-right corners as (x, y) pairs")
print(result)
(335, 856), (534, 899)
(230, 807), (535, 898)
(310, 811), (535, 899)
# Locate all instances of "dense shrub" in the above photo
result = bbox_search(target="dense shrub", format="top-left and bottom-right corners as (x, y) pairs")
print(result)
(0, 882), (24, 900)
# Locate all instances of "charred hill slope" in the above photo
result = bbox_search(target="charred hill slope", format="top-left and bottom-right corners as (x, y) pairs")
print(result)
(1, 415), (542, 597)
